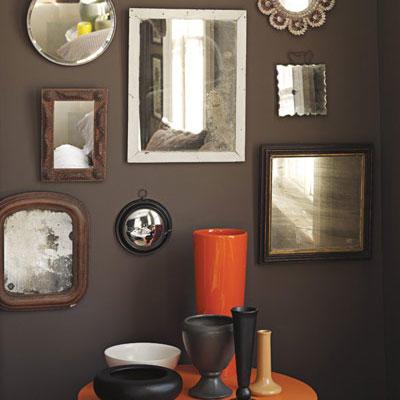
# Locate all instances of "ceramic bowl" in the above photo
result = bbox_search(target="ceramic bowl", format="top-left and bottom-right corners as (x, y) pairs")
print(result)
(105, 343), (181, 369)
(94, 364), (183, 400)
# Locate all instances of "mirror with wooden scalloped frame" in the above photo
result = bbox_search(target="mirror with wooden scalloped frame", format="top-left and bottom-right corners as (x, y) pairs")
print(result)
(257, 0), (335, 36)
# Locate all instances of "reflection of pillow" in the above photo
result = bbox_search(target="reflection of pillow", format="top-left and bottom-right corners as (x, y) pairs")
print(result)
(57, 28), (112, 63)
(146, 129), (207, 151)
(77, 111), (94, 155)
(54, 145), (89, 169)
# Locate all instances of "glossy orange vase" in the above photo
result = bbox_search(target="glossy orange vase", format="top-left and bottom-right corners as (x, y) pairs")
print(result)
(193, 229), (248, 377)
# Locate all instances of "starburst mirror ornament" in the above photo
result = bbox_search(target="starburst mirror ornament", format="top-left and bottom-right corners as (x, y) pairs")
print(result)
(257, 0), (335, 36)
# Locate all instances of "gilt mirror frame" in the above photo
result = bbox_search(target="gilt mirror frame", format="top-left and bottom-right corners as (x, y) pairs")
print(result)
(0, 192), (89, 311)
(128, 8), (247, 163)
(259, 144), (373, 264)
(257, 0), (335, 36)
(41, 88), (108, 182)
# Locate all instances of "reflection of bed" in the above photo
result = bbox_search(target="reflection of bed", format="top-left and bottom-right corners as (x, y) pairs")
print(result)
(54, 111), (94, 169)
(145, 128), (207, 151)
(57, 28), (112, 62)
(30, 3), (112, 63)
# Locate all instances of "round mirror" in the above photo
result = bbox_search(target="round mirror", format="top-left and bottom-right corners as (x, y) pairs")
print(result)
(115, 199), (172, 255)
(27, 0), (116, 66)
(279, 0), (312, 13)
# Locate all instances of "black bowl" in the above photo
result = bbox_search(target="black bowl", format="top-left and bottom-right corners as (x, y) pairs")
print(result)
(93, 365), (183, 400)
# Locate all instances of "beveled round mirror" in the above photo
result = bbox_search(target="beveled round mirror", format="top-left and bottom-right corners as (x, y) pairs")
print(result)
(27, 0), (116, 66)
(257, 0), (335, 36)
(115, 197), (172, 255)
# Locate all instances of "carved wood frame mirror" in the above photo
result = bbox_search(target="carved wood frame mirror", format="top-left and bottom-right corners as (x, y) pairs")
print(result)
(0, 192), (89, 311)
(257, 0), (335, 36)
(41, 88), (108, 182)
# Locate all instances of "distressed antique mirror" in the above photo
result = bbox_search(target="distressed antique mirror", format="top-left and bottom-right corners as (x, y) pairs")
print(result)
(128, 9), (247, 163)
(0, 192), (89, 311)
(260, 144), (373, 263)
(257, 0), (335, 36)
(27, 0), (116, 66)
(115, 192), (172, 255)
(277, 64), (327, 116)
(41, 88), (108, 182)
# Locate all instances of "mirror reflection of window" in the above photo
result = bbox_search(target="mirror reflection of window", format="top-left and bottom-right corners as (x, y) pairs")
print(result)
(139, 18), (238, 153)
(277, 65), (327, 117)
(164, 19), (205, 133)
(53, 101), (95, 169)
(280, 0), (310, 12)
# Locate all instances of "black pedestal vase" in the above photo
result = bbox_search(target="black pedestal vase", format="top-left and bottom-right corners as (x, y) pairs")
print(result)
(231, 307), (258, 400)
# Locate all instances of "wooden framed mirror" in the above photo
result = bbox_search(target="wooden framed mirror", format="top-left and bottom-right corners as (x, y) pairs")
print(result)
(259, 144), (373, 263)
(0, 192), (89, 311)
(41, 88), (108, 182)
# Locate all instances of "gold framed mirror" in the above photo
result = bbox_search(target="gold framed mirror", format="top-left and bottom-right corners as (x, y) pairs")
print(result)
(259, 144), (373, 263)
(257, 0), (335, 36)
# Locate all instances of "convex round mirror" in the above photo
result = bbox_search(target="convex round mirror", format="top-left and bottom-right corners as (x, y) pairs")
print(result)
(27, 0), (116, 66)
(257, 0), (335, 36)
(116, 197), (172, 255)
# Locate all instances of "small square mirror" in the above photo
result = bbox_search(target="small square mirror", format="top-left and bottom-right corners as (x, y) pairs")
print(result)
(277, 64), (327, 117)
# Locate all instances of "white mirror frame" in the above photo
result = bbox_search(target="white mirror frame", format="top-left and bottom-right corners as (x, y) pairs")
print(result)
(128, 8), (247, 163)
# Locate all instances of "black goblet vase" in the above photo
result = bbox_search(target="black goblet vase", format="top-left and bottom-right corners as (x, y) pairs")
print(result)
(231, 306), (258, 400)
(182, 314), (235, 399)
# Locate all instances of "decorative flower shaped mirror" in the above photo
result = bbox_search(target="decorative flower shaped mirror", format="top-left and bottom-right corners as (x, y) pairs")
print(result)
(257, 0), (335, 36)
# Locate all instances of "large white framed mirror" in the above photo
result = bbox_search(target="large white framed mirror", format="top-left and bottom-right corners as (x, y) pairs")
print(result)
(128, 9), (247, 163)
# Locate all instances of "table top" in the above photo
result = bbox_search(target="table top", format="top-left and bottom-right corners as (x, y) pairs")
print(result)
(78, 365), (317, 400)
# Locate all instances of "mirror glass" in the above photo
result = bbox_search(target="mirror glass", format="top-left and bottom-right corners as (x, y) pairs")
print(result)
(27, 0), (116, 66)
(279, 0), (312, 12)
(54, 100), (95, 169)
(116, 199), (172, 254)
(277, 64), (327, 117)
(123, 209), (166, 250)
(270, 155), (365, 255)
(4, 209), (73, 295)
(139, 18), (237, 152)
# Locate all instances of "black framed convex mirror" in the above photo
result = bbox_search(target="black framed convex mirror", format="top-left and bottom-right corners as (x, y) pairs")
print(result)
(115, 191), (172, 255)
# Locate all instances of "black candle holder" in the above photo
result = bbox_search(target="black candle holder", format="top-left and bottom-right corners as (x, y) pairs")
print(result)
(231, 306), (258, 400)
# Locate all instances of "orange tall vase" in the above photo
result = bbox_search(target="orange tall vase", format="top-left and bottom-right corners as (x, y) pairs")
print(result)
(193, 229), (248, 378)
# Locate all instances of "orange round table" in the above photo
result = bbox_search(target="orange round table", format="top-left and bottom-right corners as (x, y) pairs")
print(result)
(78, 365), (317, 400)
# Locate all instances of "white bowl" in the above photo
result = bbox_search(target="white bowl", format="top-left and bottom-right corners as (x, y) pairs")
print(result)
(104, 343), (181, 369)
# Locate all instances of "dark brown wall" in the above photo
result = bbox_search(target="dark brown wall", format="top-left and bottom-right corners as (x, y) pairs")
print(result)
(379, 1), (400, 399)
(0, 1), (386, 399)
